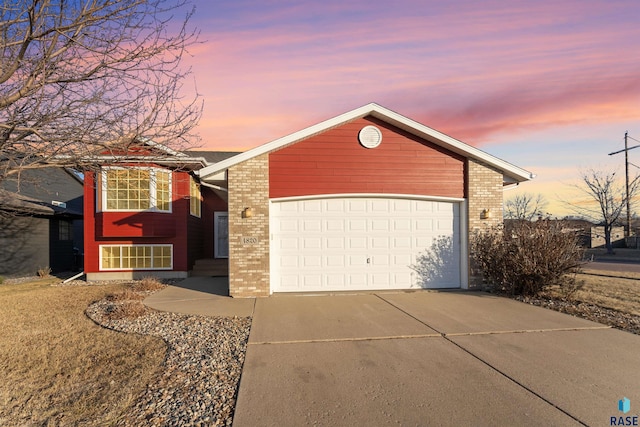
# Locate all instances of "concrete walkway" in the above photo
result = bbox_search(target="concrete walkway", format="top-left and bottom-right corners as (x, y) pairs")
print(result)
(144, 277), (255, 317)
(144, 282), (640, 426)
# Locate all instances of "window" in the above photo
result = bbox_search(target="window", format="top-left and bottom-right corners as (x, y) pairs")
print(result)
(100, 245), (172, 270)
(102, 168), (171, 212)
(190, 176), (201, 217)
(58, 220), (73, 241)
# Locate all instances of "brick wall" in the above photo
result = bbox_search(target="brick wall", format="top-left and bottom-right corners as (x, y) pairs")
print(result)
(227, 154), (270, 297)
(467, 159), (504, 288)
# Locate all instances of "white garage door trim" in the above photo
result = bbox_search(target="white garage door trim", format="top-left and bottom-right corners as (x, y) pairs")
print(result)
(269, 194), (468, 294)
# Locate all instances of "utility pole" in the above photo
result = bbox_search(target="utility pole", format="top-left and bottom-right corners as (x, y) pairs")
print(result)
(625, 131), (630, 238)
(609, 132), (638, 237)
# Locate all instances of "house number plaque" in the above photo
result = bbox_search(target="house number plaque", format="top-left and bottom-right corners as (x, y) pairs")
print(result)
(242, 236), (259, 245)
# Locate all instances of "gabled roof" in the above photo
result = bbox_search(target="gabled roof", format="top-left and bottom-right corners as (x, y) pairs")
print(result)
(55, 138), (212, 170)
(185, 150), (243, 164)
(197, 103), (535, 185)
(0, 188), (82, 217)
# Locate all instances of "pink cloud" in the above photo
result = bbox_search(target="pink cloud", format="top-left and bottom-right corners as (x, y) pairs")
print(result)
(184, 0), (640, 151)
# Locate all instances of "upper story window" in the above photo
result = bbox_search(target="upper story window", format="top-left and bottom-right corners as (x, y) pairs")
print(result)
(101, 167), (171, 212)
(189, 176), (201, 217)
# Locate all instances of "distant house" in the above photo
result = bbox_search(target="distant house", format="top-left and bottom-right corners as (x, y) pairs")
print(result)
(83, 103), (534, 297)
(0, 168), (84, 276)
(591, 226), (625, 249)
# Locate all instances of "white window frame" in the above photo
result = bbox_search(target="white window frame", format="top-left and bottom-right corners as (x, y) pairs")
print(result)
(99, 244), (173, 270)
(100, 167), (172, 213)
(214, 212), (229, 258)
(189, 176), (202, 218)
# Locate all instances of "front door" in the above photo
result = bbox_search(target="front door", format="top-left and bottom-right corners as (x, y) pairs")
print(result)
(214, 212), (229, 258)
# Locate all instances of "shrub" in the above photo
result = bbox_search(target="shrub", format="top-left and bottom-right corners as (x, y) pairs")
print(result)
(37, 267), (51, 277)
(105, 289), (145, 302)
(133, 276), (165, 292)
(471, 220), (585, 296)
(103, 301), (147, 320)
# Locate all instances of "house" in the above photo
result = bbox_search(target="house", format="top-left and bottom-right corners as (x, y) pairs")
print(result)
(82, 142), (239, 281)
(591, 226), (625, 248)
(0, 167), (84, 276)
(84, 103), (534, 297)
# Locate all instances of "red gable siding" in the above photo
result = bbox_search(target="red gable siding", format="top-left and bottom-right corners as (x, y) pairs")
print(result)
(269, 116), (466, 199)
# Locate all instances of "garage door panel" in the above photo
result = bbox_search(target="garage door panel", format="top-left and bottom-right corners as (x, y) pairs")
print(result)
(392, 236), (412, 250)
(347, 219), (367, 231)
(326, 219), (344, 232)
(348, 199), (367, 212)
(279, 220), (298, 232)
(326, 237), (344, 249)
(303, 275), (322, 287)
(371, 273), (390, 286)
(415, 219), (434, 231)
(326, 274), (345, 287)
(302, 220), (321, 232)
(348, 237), (367, 249)
(348, 254), (368, 266)
(326, 255), (345, 267)
(371, 254), (390, 266)
(303, 238), (321, 250)
(371, 237), (390, 249)
(279, 255), (300, 268)
(391, 199), (411, 211)
(278, 237), (299, 250)
(303, 256), (322, 267)
(271, 197), (462, 292)
(347, 273), (368, 287)
(371, 219), (390, 231)
(392, 218), (412, 231)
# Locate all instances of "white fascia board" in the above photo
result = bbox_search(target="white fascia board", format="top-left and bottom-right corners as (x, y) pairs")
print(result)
(366, 107), (535, 182)
(198, 104), (378, 180)
(198, 102), (534, 183)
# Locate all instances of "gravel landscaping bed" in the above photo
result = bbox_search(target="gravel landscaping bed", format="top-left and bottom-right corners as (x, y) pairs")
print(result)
(85, 286), (251, 427)
(513, 295), (640, 335)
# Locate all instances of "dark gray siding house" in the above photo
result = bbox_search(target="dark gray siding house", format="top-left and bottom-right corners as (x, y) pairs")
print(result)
(0, 168), (84, 276)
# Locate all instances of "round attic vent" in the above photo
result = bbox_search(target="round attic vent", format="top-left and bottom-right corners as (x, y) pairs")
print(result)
(358, 125), (382, 149)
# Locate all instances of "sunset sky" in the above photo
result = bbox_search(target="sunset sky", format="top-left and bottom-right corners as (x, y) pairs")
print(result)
(185, 0), (640, 217)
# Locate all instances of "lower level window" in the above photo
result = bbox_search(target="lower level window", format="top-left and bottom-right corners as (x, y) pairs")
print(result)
(100, 245), (172, 270)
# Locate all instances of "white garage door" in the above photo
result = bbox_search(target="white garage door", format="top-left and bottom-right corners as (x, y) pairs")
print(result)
(270, 197), (462, 292)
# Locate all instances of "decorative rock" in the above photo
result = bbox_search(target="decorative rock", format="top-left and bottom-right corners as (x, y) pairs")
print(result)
(86, 289), (251, 427)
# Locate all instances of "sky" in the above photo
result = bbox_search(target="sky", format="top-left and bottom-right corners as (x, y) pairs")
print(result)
(183, 0), (640, 217)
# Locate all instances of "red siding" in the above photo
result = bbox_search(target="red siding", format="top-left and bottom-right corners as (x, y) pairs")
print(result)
(269, 117), (466, 198)
(84, 168), (201, 273)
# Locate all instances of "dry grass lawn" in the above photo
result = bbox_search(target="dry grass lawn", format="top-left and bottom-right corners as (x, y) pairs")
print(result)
(573, 270), (640, 316)
(0, 279), (166, 426)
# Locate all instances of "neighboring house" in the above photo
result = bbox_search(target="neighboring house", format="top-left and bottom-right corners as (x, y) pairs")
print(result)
(84, 103), (534, 297)
(0, 167), (84, 276)
(591, 226), (625, 248)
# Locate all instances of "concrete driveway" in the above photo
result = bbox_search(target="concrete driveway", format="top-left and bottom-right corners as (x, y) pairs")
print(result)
(233, 291), (640, 426)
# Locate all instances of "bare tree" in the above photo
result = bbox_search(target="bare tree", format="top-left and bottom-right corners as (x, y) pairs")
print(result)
(504, 192), (548, 221)
(573, 169), (640, 253)
(0, 0), (202, 183)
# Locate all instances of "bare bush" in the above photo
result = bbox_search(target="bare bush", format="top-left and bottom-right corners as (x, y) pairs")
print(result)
(133, 276), (166, 292)
(36, 266), (51, 277)
(105, 289), (145, 302)
(103, 300), (148, 320)
(472, 220), (585, 296)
